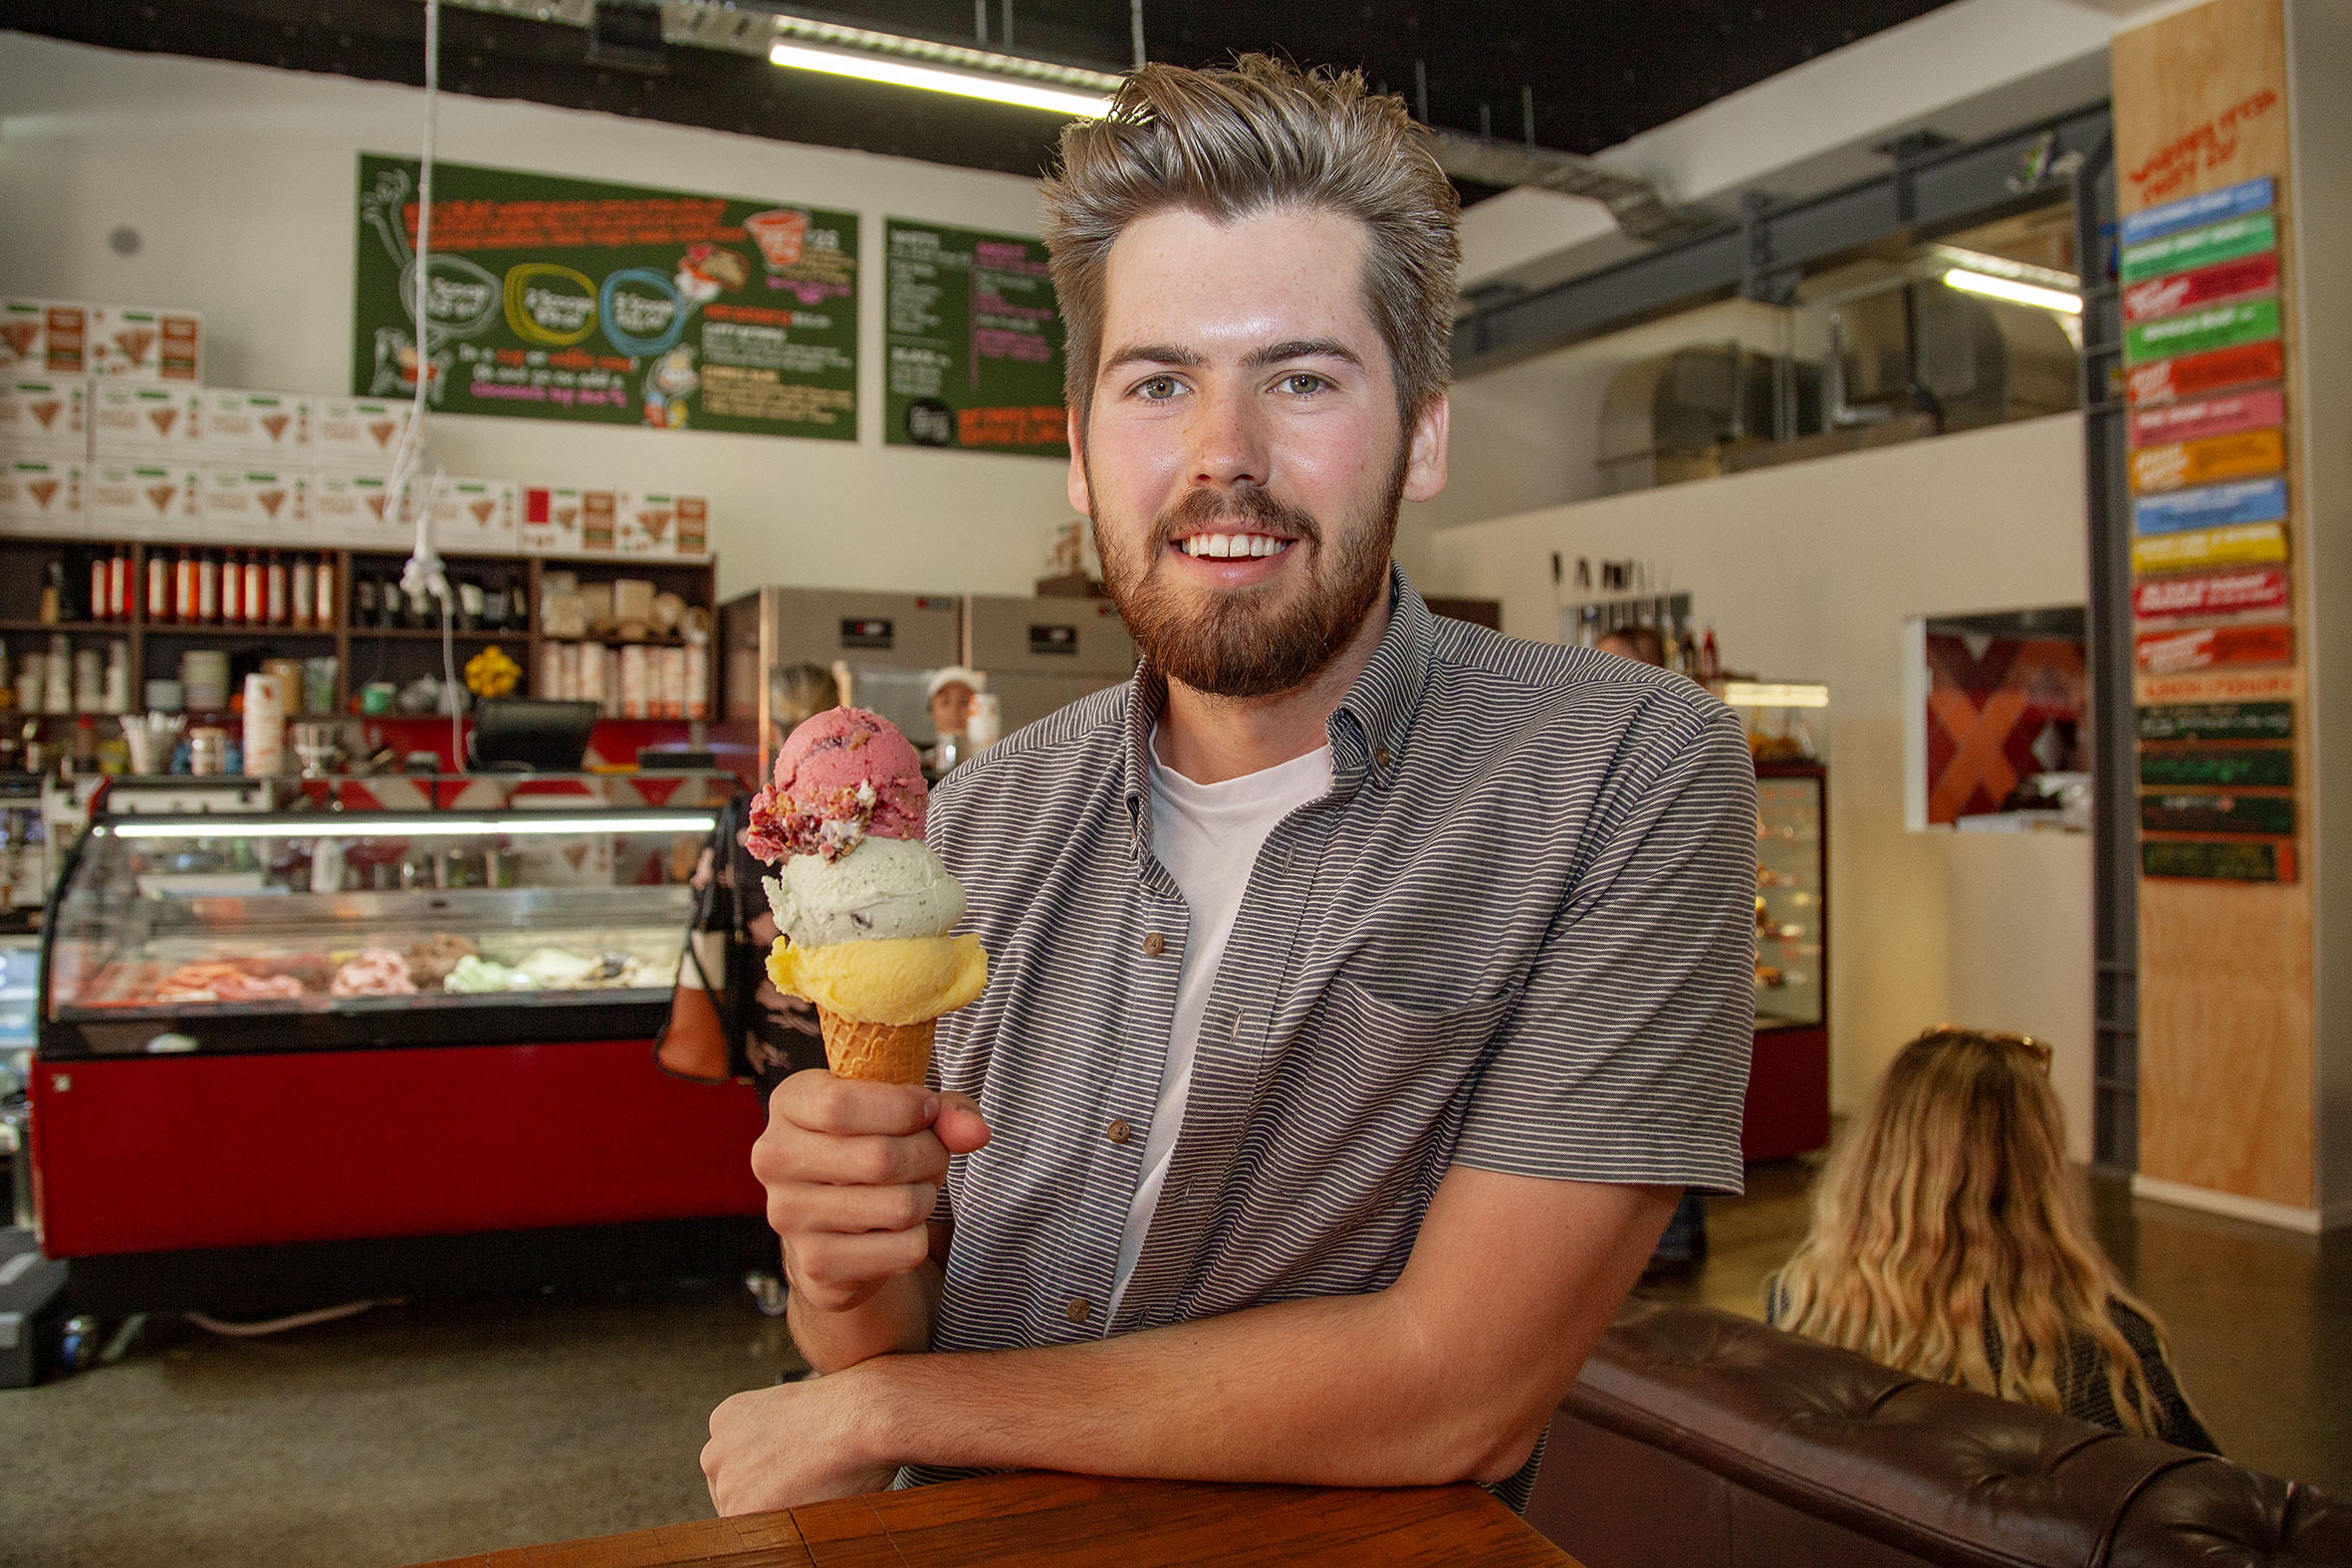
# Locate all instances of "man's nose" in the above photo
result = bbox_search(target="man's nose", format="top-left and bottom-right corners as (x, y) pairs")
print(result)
(1185, 381), (1269, 490)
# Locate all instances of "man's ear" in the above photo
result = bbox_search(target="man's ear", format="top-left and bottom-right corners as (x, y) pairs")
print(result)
(1066, 407), (1092, 516)
(1401, 391), (1449, 503)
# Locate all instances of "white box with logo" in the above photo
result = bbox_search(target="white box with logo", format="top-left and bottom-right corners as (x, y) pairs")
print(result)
(201, 466), (308, 541)
(91, 382), (204, 457)
(310, 470), (400, 548)
(312, 398), (411, 468)
(88, 461), (201, 538)
(88, 306), (203, 382)
(421, 476), (519, 555)
(203, 389), (311, 459)
(0, 379), (89, 453)
(0, 456), (84, 534)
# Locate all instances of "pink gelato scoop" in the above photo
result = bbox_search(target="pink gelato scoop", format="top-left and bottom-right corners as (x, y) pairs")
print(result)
(741, 707), (928, 865)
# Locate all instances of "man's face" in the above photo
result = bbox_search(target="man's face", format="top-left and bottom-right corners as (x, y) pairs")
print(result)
(930, 682), (975, 737)
(1070, 206), (1448, 699)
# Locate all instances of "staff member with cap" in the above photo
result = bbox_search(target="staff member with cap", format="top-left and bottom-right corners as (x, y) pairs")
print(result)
(924, 665), (987, 779)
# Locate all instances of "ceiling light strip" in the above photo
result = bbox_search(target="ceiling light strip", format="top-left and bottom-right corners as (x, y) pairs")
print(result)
(1942, 267), (2081, 316)
(769, 41), (1113, 116)
(107, 814), (718, 840)
(769, 14), (1124, 91)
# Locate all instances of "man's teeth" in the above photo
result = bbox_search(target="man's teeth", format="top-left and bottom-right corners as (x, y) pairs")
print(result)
(1181, 534), (1291, 560)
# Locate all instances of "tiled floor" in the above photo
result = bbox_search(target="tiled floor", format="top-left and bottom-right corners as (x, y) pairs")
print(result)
(1640, 1160), (2352, 1493)
(1, 1166), (2343, 1567)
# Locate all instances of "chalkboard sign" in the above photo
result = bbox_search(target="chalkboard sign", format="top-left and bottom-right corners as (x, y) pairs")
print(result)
(353, 154), (858, 439)
(885, 219), (1067, 457)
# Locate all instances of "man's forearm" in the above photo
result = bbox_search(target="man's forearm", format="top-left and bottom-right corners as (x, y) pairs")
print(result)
(788, 1262), (939, 1375)
(846, 1287), (1543, 1488)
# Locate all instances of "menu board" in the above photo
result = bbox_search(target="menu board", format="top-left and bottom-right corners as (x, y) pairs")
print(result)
(2122, 174), (2296, 882)
(353, 154), (858, 440)
(884, 220), (1068, 457)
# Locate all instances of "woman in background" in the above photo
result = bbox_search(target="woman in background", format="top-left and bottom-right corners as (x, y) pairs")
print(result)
(1768, 1026), (2216, 1451)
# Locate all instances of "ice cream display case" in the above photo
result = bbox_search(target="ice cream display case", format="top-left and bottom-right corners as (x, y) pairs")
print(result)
(1747, 762), (1830, 1160)
(25, 776), (772, 1310)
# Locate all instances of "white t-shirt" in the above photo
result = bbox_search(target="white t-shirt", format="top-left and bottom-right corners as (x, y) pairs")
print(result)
(1105, 730), (1334, 1321)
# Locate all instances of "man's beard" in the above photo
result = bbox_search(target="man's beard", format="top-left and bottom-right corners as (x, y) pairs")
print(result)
(1092, 454), (1403, 701)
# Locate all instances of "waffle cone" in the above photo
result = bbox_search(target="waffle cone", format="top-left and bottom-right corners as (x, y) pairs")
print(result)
(818, 1008), (936, 1085)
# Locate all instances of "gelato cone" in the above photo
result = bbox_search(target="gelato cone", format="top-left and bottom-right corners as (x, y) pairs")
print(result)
(741, 707), (989, 1084)
(818, 1009), (937, 1085)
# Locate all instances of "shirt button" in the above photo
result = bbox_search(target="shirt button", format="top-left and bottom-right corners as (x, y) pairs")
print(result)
(1141, 932), (1165, 957)
(1065, 1296), (1092, 1324)
(1106, 1118), (1131, 1145)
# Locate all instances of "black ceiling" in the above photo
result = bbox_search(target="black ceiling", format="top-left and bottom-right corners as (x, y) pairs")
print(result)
(2, 0), (1959, 195)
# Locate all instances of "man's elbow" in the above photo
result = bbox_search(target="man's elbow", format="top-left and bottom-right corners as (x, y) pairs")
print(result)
(1463, 1414), (1546, 1487)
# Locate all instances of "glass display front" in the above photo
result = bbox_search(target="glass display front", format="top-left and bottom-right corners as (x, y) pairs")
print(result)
(1755, 771), (1825, 1028)
(43, 790), (720, 1054)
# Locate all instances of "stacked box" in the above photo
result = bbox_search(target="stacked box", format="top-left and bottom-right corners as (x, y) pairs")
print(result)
(313, 397), (412, 470)
(618, 492), (711, 558)
(0, 379), (88, 454)
(0, 302), (91, 377)
(202, 467), (309, 539)
(0, 455), (84, 536)
(204, 389), (311, 461)
(418, 477), (519, 556)
(89, 307), (203, 382)
(310, 471), (399, 549)
(91, 381), (205, 459)
(89, 462), (202, 539)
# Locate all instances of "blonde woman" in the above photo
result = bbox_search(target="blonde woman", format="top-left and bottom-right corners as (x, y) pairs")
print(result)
(1767, 1026), (2216, 1452)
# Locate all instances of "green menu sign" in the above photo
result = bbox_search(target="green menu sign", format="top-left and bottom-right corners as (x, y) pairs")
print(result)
(354, 154), (858, 439)
(884, 219), (1067, 457)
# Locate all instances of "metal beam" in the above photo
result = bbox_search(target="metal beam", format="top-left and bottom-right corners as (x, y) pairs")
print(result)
(1452, 101), (2114, 376)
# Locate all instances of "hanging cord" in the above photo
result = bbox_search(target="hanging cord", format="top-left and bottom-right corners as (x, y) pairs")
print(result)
(186, 1300), (403, 1338)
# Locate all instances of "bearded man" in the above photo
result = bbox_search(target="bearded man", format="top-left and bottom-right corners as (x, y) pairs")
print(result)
(704, 55), (1756, 1514)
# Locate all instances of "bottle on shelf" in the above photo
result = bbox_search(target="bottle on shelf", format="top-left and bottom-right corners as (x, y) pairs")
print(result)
(173, 549), (196, 624)
(110, 548), (129, 622)
(292, 556), (316, 628)
(355, 576), (378, 628)
(1699, 625), (1722, 683)
(221, 548), (245, 626)
(40, 560), (63, 625)
(147, 552), (169, 623)
(243, 553), (265, 628)
(266, 552), (289, 626)
(90, 556), (110, 623)
(316, 556), (336, 630)
(196, 550), (220, 624)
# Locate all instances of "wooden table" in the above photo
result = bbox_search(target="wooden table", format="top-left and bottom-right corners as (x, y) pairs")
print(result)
(417, 1470), (1579, 1566)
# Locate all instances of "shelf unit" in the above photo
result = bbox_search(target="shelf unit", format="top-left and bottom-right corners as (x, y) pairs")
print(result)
(0, 536), (716, 725)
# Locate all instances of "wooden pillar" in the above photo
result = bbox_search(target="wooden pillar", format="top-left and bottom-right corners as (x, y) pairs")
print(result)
(2112, 0), (2350, 1230)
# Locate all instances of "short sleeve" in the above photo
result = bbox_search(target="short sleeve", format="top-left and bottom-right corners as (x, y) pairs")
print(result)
(1454, 698), (1757, 1195)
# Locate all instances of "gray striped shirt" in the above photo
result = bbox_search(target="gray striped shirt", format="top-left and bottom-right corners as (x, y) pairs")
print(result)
(907, 565), (1757, 1505)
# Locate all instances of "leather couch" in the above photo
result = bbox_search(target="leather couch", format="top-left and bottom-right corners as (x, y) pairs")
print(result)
(1527, 1298), (2349, 1567)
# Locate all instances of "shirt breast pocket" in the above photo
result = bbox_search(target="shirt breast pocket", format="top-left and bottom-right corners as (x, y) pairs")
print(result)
(1287, 975), (1521, 1130)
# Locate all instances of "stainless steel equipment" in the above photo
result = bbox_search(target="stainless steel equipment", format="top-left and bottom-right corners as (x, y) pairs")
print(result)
(964, 595), (1137, 737)
(719, 587), (963, 779)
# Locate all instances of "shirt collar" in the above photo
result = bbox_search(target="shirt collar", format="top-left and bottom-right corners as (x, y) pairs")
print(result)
(1120, 561), (1438, 853)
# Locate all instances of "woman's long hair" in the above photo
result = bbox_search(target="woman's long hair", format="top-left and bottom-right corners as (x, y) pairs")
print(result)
(1773, 1027), (2175, 1435)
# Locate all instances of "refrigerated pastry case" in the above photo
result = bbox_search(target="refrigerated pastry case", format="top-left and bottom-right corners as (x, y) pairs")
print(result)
(963, 594), (1137, 735)
(1749, 762), (1830, 1160)
(27, 778), (773, 1312)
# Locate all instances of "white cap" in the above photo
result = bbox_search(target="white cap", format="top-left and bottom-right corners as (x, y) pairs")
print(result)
(926, 665), (987, 700)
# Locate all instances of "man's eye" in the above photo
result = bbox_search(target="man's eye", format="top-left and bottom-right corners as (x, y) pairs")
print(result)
(1279, 372), (1328, 395)
(1136, 376), (1182, 400)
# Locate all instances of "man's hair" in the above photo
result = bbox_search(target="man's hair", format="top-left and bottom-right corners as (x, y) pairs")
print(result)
(1041, 55), (1461, 430)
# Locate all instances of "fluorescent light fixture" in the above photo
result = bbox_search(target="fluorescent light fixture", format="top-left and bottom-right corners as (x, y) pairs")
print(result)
(769, 40), (1114, 117)
(1942, 267), (2080, 316)
(1721, 682), (1831, 709)
(106, 814), (717, 841)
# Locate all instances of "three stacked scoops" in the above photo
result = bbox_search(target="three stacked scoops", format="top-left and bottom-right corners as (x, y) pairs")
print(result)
(741, 707), (988, 1084)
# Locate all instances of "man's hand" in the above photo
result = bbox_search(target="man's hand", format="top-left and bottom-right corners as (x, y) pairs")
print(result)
(755, 1071), (989, 1312)
(703, 1371), (896, 1516)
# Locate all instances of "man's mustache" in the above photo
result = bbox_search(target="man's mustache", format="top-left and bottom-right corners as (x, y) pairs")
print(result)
(1151, 483), (1322, 550)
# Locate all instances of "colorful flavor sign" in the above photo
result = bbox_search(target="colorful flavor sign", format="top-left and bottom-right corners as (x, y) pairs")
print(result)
(2139, 747), (2292, 788)
(2133, 621), (2292, 675)
(2122, 252), (2280, 323)
(2129, 388), (2283, 447)
(884, 220), (1067, 457)
(2124, 298), (2280, 366)
(2136, 700), (2294, 743)
(2133, 477), (2288, 536)
(2129, 428), (2284, 494)
(2125, 339), (2284, 404)
(2118, 176), (2274, 246)
(2120, 212), (2276, 284)
(2141, 837), (2294, 883)
(2140, 791), (2295, 836)
(353, 154), (858, 438)
(2131, 565), (2289, 623)
(2131, 521), (2287, 574)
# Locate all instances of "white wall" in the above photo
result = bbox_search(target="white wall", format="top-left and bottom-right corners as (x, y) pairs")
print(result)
(0, 35), (1076, 601)
(1418, 414), (2096, 1133)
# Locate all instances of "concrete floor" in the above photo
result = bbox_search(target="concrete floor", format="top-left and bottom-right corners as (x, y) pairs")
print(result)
(2, 1167), (2345, 1567)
